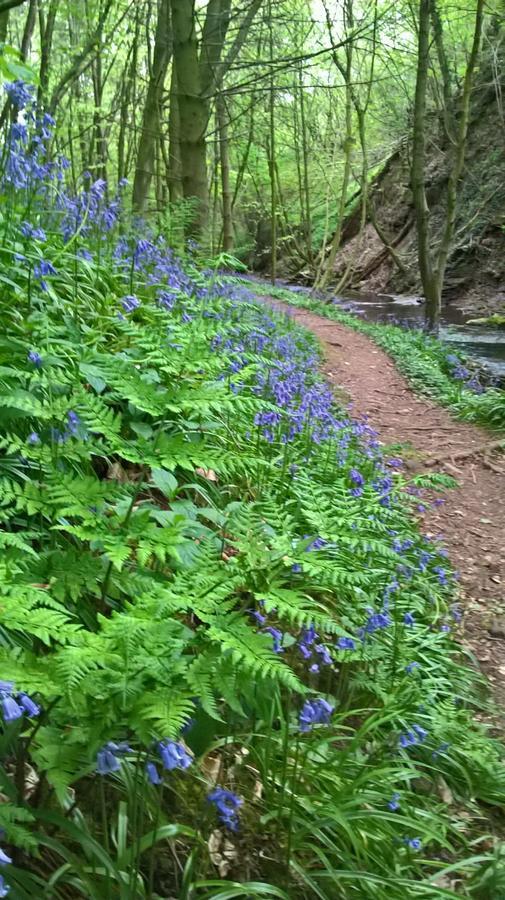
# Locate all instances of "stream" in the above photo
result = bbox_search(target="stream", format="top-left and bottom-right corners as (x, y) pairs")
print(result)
(255, 279), (505, 379)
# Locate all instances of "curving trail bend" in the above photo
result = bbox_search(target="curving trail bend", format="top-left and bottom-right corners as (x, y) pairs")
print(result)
(262, 297), (505, 717)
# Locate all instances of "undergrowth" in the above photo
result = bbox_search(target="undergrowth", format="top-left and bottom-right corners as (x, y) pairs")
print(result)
(0, 83), (505, 899)
(247, 283), (505, 432)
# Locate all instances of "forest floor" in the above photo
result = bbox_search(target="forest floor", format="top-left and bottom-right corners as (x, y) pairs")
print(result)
(261, 297), (505, 719)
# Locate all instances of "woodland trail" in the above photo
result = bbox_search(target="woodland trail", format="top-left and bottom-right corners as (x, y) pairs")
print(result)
(263, 298), (505, 718)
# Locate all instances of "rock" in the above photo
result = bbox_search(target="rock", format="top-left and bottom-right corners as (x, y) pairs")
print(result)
(488, 618), (505, 639)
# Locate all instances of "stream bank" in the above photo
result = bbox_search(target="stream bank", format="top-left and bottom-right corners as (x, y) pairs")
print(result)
(260, 294), (505, 717)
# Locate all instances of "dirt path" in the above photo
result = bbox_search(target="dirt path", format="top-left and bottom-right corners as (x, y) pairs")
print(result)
(265, 299), (505, 715)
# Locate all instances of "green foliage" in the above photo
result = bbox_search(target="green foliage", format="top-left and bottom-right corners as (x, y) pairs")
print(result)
(0, 185), (504, 898)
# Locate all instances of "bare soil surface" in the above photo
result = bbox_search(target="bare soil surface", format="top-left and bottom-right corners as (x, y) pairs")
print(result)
(264, 298), (505, 718)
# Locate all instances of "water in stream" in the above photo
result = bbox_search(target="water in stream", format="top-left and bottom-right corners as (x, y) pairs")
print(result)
(343, 292), (505, 378)
(266, 280), (505, 378)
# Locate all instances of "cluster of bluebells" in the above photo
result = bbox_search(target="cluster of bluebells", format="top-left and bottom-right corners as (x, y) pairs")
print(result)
(0, 681), (40, 723)
(25, 408), (86, 447)
(297, 623), (333, 673)
(299, 697), (334, 732)
(208, 787), (243, 831)
(445, 354), (485, 394)
(2, 82), (67, 193)
(58, 174), (126, 243)
(96, 741), (132, 774)
(0, 843), (11, 897)
(398, 723), (428, 750)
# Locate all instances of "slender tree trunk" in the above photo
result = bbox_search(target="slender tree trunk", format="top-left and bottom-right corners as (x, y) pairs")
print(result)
(434, 0), (485, 285)
(20, 0), (37, 59)
(216, 92), (233, 251)
(168, 66), (183, 203)
(298, 61), (313, 264)
(267, 0), (276, 283)
(315, 12), (354, 290)
(37, 0), (60, 109)
(0, 8), (9, 41)
(133, 0), (172, 213)
(411, 0), (439, 330)
(411, 0), (484, 332)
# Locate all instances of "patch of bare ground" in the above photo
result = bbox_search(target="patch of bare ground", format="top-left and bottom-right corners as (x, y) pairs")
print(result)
(263, 298), (505, 720)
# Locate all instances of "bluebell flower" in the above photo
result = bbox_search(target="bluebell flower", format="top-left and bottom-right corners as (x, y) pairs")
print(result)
(337, 637), (356, 650)
(299, 697), (334, 732)
(17, 693), (40, 717)
(1, 695), (23, 723)
(291, 563), (302, 574)
(20, 221), (47, 242)
(350, 469), (364, 486)
(404, 837), (422, 850)
(27, 432), (40, 445)
(67, 410), (81, 436)
(399, 723), (428, 749)
(34, 259), (57, 281)
(121, 294), (141, 314)
(310, 663), (320, 673)
(158, 740), (192, 770)
(432, 741), (451, 759)
(4, 79), (35, 109)
(96, 747), (121, 775)
(28, 350), (42, 367)
(207, 787), (243, 831)
(146, 762), (162, 784)
(404, 612), (415, 626)
(0, 848), (11, 866)
(405, 662), (420, 674)
(0, 874), (9, 897)
(315, 644), (332, 665)
(249, 609), (266, 626)
(263, 626), (283, 653)
(388, 792), (400, 811)
(440, 624), (451, 633)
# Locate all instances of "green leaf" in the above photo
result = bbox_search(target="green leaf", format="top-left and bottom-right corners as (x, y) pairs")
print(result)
(151, 467), (178, 497)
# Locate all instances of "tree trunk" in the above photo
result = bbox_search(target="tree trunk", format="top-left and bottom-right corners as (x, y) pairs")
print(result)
(216, 92), (233, 252)
(0, 8), (9, 41)
(167, 66), (183, 203)
(411, 0), (439, 331)
(20, 0), (37, 59)
(170, 0), (209, 235)
(411, 0), (484, 332)
(37, 0), (60, 110)
(133, 0), (172, 213)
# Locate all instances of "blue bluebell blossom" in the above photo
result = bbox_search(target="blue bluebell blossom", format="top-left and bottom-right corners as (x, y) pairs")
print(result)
(299, 698), (334, 732)
(207, 787), (243, 831)
(388, 793), (400, 811)
(399, 724), (428, 749)
(0, 849), (11, 867)
(404, 612), (415, 626)
(337, 636), (356, 650)
(4, 80), (35, 109)
(146, 762), (162, 784)
(28, 350), (42, 367)
(121, 294), (141, 314)
(405, 662), (420, 674)
(263, 626), (283, 654)
(0, 875), (9, 897)
(18, 693), (40, 717)
(158, 740), (192, 770)
(404, 837), (422, 850)
(96, 747), (121, 775)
